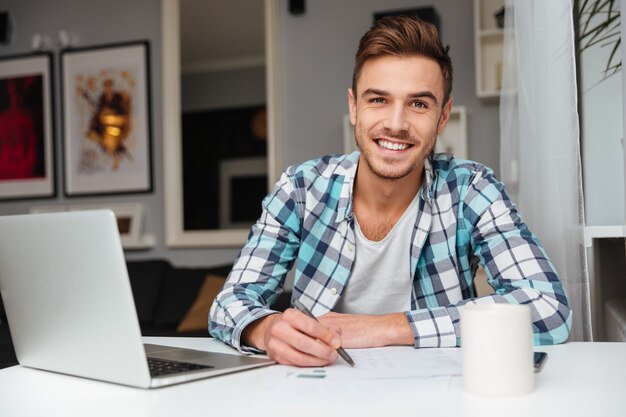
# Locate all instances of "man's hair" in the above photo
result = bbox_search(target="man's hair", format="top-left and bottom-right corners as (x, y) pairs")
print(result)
(352, 16), (453, 105)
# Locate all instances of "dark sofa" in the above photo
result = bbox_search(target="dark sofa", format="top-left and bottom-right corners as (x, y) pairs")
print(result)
(127, 259), (232, 337)
(0, 305), (15, 369)
(0, 259), (292, 369)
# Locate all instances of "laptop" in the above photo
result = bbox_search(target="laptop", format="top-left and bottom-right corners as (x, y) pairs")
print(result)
(0, 210), (274, 388)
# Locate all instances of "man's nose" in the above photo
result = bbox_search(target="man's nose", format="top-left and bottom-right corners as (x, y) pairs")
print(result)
(382, 104), (409, 133)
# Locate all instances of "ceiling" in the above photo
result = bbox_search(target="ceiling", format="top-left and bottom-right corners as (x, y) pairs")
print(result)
(180, 0), (265, 66)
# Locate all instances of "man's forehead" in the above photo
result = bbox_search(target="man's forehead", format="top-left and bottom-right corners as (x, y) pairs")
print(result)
(355, 55), (444, 98)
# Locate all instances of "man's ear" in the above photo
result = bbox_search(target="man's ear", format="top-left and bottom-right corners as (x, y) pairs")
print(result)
(437, 97), (453, 134)
(348, 88), (357, 126)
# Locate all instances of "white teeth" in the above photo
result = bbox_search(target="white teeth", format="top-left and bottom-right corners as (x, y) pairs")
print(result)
(377, 140), (409, 151)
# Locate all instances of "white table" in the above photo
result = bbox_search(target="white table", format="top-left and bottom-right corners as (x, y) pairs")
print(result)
(0, 338), (625, 417)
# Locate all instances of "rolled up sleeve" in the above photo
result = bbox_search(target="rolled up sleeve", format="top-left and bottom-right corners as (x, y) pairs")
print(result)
(209, 172), (301, 352)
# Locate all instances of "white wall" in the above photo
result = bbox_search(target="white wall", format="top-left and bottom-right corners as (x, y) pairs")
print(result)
(579, 13), (625, 226)
(0, 0), (503, 267)
(278, 0), (501, 173)
(0, 0), (241, 267)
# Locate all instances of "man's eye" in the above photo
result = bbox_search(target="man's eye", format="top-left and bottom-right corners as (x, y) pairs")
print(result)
(411, 101), (427, 109)
(370, 97), (386, 104)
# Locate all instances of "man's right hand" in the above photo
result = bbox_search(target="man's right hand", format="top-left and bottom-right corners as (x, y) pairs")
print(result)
(241, 309), (341, 367)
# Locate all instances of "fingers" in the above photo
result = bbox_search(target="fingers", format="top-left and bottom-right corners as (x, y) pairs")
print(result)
(274, 317), (339, 361)
(263, 308), (340, 367)
(283, 308), (341, 349)
(268, 337), (335, 367)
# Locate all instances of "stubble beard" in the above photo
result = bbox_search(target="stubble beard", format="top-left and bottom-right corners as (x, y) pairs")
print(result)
(354, 127), (428, 181)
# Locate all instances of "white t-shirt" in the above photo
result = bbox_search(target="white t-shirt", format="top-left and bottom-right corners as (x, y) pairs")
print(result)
(333, 193), (419, 315)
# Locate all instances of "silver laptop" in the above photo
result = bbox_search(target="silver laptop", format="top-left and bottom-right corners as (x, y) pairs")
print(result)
(0, 210), (274, 388)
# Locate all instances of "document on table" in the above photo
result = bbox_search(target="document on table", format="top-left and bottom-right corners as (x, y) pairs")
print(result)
(320, 346), (462, 381)
(256, 347), (461, 405)
(257, 373), (453, 406)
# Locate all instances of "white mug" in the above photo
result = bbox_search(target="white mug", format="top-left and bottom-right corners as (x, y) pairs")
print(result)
(460, 303), (534, 397)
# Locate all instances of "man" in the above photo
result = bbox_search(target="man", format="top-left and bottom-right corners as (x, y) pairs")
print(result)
(83, 78), (131, 171)
(209, 16), (571, 367)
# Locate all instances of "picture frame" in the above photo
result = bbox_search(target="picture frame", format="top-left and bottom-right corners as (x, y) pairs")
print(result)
(219, 156), (267, 229)
(435, 106), (468, 159)
(61, 41), (153, 196)
(162, 0), (284, 248)
(30, 202), (147, 249)
(0, 52), (55, 200)
(68, 203), (145, 248)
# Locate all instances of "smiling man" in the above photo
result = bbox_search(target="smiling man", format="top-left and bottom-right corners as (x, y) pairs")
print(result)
(209, 16), (571, 367)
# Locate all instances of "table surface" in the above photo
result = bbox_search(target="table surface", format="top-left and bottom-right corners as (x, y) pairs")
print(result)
(1, 338), (625, 417)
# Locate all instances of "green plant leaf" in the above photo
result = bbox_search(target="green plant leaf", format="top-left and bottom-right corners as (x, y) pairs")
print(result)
(577, 0), (622, 80)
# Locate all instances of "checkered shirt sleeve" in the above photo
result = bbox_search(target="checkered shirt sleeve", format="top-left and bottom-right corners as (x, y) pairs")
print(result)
(209, 171), (302, 353)
(210, 153), (572, 352)
(404, 163), (571, 348)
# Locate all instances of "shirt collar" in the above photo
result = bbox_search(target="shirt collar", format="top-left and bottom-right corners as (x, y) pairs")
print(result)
(338, 151), (435, 223)
(423, 153), (435, 203)
(337, 152), (359, 223)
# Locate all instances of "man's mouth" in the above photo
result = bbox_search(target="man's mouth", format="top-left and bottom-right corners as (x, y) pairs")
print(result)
(375, 139), (412, 151)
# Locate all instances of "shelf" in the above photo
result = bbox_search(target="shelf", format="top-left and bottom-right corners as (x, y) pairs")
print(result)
(584, 225), (626, 247)
(122, 233), (156, 250)
(476, 0), (505, 31)
(474, 0), (505, 99)
(478, 28), (504, 38)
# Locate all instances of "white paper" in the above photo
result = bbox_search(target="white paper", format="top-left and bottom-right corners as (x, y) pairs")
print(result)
(255, 347), (461, 407)
(255, 347), (460, 407)
(257, 371), (452, 407)
(324, 346), (462, 381)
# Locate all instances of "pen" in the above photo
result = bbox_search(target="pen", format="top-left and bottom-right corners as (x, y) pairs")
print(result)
(292, 299), (356, 368)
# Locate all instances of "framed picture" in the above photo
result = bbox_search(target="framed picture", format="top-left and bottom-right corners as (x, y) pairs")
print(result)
(219, 156), (267, 229)
(61, 41), (153, 196)
(0, 52), (55, 200)
(434, 106), (468, 159)
(68, 203), (145, 247)
(30, 202), (146, 249)
(162, 1), (284, 248)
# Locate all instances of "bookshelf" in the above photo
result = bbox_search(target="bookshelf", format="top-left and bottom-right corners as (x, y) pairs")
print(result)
(474, 0), (505, 99)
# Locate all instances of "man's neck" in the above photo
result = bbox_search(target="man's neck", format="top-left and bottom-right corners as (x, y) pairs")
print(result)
(352, 158), (423, 242)
(354, 159), (423, 213)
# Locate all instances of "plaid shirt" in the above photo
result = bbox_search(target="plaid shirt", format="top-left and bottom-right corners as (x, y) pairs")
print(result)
(209, 152), (571, 352)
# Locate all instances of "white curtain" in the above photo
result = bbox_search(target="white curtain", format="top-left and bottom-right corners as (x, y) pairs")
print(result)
(499, 0), (592, 341)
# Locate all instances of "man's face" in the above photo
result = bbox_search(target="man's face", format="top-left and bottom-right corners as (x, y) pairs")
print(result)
(349, 55), (451, 181)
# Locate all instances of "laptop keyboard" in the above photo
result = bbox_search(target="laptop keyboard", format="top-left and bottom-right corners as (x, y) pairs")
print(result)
(148, 357), (214, 377)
